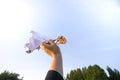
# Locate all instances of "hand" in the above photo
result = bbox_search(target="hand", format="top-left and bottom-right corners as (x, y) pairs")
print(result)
(40, 40), (61, 58)
(41, 40), (63, 77)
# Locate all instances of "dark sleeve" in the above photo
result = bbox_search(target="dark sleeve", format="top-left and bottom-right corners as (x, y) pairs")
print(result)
(45, 70), (64, 80)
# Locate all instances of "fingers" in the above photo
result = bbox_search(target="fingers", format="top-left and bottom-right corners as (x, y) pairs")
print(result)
(46, 40), (54, 45)
(40, 39), (61, 57)
(40, 40), (54, 49)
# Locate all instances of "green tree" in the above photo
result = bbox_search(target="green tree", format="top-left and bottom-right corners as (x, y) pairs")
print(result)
(107, 66), (120, 80)
(66, 68), (84, 80)
(0, 70), (23, 80)
(65, 64), (108, 80)
(82, 64), (108, 80)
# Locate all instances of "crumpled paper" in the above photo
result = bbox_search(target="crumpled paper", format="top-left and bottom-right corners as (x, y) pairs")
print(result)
(25, 31), (48, 53)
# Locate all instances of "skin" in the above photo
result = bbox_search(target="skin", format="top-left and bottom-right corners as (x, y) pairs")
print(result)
(40, 40), (63, 77)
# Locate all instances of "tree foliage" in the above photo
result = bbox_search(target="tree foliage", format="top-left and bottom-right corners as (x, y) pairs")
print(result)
(107, 66), (120, 80)
(0, 71), (23, 80)
(66, 68), (84, 80)
(66, 64), (120, 80)
(82, 64), (108, 80)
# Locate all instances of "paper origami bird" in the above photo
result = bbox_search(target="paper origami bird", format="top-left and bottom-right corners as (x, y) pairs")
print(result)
(25, 31), (67, 54)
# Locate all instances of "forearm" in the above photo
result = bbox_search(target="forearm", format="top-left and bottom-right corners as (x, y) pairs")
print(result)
(40, 40), (64, 78)
(49, 52), (63, 77)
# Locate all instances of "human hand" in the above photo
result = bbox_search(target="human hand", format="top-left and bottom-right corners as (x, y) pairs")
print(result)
(40, 40), (61, 58)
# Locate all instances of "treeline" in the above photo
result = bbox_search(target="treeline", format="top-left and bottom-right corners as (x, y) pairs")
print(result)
(65, 64), (120, 80)
(0, 64), (119, 80)
(0, 71), (23, 80)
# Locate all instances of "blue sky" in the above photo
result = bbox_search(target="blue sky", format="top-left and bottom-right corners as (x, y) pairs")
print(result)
(0, 0), (120, 80)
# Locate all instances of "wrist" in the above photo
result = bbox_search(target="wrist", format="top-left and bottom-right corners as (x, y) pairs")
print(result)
(52, 52), (62, 60)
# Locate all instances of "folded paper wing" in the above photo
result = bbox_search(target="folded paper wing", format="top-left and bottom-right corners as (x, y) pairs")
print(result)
(25, 31), (47, 53)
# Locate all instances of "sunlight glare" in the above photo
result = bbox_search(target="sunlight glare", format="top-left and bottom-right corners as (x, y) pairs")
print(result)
(0, 0), (32, 40)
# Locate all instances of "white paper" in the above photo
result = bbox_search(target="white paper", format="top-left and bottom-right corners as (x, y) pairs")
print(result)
(25, 31), (48, 53)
